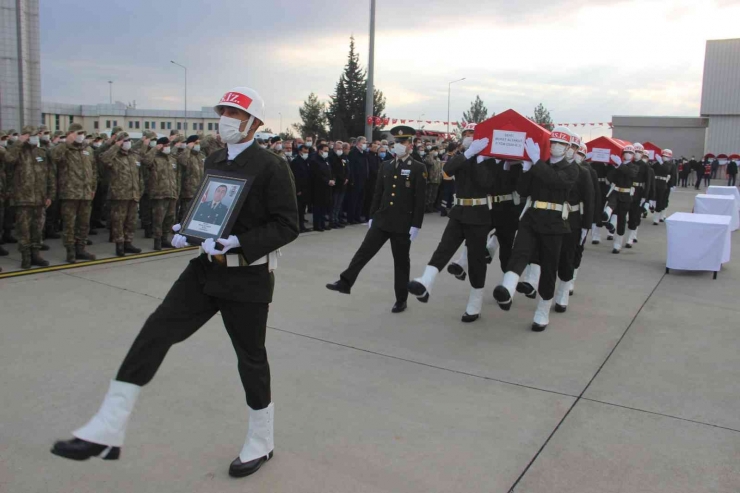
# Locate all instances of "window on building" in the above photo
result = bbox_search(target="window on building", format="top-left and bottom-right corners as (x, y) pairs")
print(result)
(160, 122), (165, 130)
(94, 121), (99, 130)
(151, 121), (155, 129)
(128, 121), (133, 129)
(144, 121), (149, 130)
(135, 121), (140, 129)
(215, 123), (219, 131)
(113, 120), (118, 127)
(198, 123), (203, 130)
(167, 122), (172, 130)
(55, 115), (60, 131)
(106, 120), (111, 128)
(69, 115), (74, 125)
(177, 122), (182, 130)
(208, 123), (213, 131)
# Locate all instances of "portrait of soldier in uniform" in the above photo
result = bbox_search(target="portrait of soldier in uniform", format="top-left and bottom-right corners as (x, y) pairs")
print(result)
(193, 183), (229, 226)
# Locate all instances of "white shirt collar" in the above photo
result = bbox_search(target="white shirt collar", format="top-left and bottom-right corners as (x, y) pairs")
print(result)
(227, 138), (254, 161)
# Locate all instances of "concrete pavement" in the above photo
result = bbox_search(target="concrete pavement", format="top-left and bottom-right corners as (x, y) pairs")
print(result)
(1, 187), (738, 492)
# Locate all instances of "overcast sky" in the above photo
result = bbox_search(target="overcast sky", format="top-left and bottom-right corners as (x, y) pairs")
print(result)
(40, 0), (739, 138)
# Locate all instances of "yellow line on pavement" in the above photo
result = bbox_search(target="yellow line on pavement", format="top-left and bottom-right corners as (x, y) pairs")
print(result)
(0, 247), (198, 280)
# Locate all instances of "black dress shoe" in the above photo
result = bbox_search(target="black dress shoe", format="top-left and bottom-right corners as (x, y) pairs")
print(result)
(493, 286), (512, 311)
(625, 243), (632, 249)
(326, 280), (351, 294)
(407, 280), (428, 300)
(51, 438), (120, 461)
(554, 304), (567, 313)
(447, 263), (466, 281)
(612, 248), (620, 254)
(228, 450), (273, 478)
(391, 301), (407, 313)
(591, 240), (600, 245)
(40, 243), (50, 251)
(516, 282), (537, 299)
(531, 322), (548, 332)
(461, 312), (480, 323)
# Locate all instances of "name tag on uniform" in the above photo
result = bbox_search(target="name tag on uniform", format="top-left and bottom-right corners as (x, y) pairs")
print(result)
(171, 163), (177, 170)
(401, 169), (411, 177)
(35, 156), (44, 162)
(136, 161), (141, 167)
(82, 151), (90, 156)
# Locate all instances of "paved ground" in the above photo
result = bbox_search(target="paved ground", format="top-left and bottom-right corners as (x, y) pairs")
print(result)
(1, 187), (738, 493)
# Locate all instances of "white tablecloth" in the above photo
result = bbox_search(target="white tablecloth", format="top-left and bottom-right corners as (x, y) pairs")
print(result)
(706, 186), (740, 211)
(694, 194), (739, 231)
(666, 212), (731, 273)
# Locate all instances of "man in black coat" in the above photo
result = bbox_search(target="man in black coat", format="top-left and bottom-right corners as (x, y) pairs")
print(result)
(290, 147), (312, 232)
(329, 141), (348, 228)
(52, 87), (299, 479)
(346, 137), (369, 224)
(603, 146), (639, 253)
(326, 126), (426, 313)
(362, 140), (381, 221)
(309, 144), (335, 231)
(728, 158), (738, 186)
(625, 143), (653, 248)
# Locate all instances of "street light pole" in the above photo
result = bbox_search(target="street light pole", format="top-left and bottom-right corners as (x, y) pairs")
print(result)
(171, 61), (187, 134)
(447, 77), (465, 137)
(364, 0), (376, 142)
(279, 112), (282, 135)
(108, 80), (113, 104)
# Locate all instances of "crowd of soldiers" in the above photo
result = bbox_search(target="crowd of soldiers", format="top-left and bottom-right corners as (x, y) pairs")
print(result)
(0, 125), (224, 271)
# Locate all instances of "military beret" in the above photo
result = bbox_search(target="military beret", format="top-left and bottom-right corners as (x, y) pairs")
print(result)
(0, 131), (6, 138)
(38, 125), (49, 133)
(21, 125), (38, 136)
(53, 130), (65, 138)
(116, 132), (130, 141)
(7, 129), (18, 135)
(68, 123), (84, 133)
(270, 136), (282, 144)
(93, 134), (103, 141)
(144, 131), (157, 139)
(111, 126), (123, 134)
(156, 137), (170, 146)
(186, 135), (199, 144)
(169, 130), (179, 136)
(86, 132), (94, 138)
(99, 132), (109, 139)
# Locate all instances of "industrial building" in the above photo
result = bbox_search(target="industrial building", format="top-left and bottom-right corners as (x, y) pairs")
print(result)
(611, 116), (709, 159)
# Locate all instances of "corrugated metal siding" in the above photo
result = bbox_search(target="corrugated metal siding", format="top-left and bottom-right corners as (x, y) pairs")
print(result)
(613, 126), (706, 159)
(705, 116), (740, 154)
(700, 39), (740, 115)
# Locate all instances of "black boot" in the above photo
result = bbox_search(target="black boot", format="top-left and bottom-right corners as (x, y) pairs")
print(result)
(124, 242), (141, 254)
(46, 229), (61, 239)
(0, 244), (8, 256)
(40, 243), (50, 251)
(21, 251), (31, 269)
(51, 438), (120, 461)
(160, 236), (173, 249)
(229, 451), (273, 478)
(144, 225), (153, 239)
(2, 232), (17, 243)
(75, 245), (97, 261)
(66, 246), (76, 264)
(153, 238), (162, 251)
(31, 250), (50, 267)
(116, 243), (125, 257)
(325, 280), (351, 294)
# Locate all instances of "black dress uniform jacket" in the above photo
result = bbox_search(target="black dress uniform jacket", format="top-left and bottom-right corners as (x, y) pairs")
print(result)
(584, 164), (602, 225)
(567, 163), (595, 231)
(330, 152), (348, 192)
(370, 155), (426, 234)
(194, 143), (299, 303)
(632, 160), (652, 201)
(489, 159), (523, 207)
(606, 162), (639, 204)
(517, 159), (579, 235)
(444, 153), (496, 226)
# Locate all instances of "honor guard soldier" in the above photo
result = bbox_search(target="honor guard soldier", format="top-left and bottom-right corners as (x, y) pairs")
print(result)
(588, 152), (611, 245)
(570, 142), (601, 296)
(52, 86), (299, 479)
(492, 127), (579, 332)
(326, 125), (426, 313)
(624, 143), (652, 248)
(602, 145), (639, 253)
(408, 123), (493, 322)
(652, 149), (676, 224)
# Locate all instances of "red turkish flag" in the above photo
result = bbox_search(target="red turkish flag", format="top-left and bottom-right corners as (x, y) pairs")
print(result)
(401, 119), (406, 123)
(382, 117), (390, 126)
(392, 119), (397, 124)
(366, 116), (373, 125)
(373, 116), (381, 126)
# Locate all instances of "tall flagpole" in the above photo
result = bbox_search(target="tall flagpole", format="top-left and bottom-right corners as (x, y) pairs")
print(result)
(364, 0), (376, 142)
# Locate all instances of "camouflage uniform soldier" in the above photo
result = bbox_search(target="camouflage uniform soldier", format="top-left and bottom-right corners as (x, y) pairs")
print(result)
(100, 132), (144, 257)
(0, 131), (8, 259)
(4, 126), (55, 269)
(133, 130), (157, 238)
(176, 135), (205, 223)
(51, 130), (66, 147)
(2, 129), (20, 244)
(91, 126), (122, 232)
(51, 123), (97, 263)
(143, 137), (178, 250)
(38, 125), (62, 240)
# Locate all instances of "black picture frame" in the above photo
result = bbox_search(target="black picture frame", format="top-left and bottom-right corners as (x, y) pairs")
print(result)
(181, 169), (251, 245)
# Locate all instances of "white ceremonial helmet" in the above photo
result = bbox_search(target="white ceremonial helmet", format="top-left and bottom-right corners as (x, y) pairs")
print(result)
(662, 149), (673, 159)
(577, 143), (588, 156)
(550, 126), (573, 145)
(568, 130), (582, 148)
(214, 87), (266, 123)
(633, 142), (645, 153)
(622, 144), (635, 154)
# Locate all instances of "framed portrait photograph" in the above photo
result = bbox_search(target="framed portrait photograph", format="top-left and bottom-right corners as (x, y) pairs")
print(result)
(181, 170), (252, 245)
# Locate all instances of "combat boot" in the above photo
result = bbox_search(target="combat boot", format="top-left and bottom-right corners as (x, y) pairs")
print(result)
(144, 225), (153, 238)
(21, 251), (31, 269)
(75, 245), (97, 261)
(116, 243), (125, 257)
(0, 244), (8, 256)
(31, 250), (50, 267)
(2, 231), (18, 243)
(161, 236), (173, 249)
(66, 246), (76, 264)
(46, 229), (61, 239)
(123, 242), (141, 254)
(153, 238), (162, 251)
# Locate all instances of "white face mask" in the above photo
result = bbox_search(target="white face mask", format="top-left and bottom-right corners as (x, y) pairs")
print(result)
(218, 114), (253, 145)
(10, 136), (19, 141)
(259, 145), (267, 149)
(75, 134), (85, 144)
(193, 144), (201, 152)
(336, 150), (343, 157)
(393, 142), (408, 157)
(275, 144), (283, 151)
(419, 151), (426, 157)
(305, 141), (313, 147)
(29, 136), (39, 146)
(623, 153), (634, 163)
(462, 136), (473, 149)
(361, 143), (367, 151)
(301, 153), (309, 160)
(122, 141), (132, 151)
(634, 152), (643, 160)
(565, 148), (576, 160)
(550, 142), (567, 158)
(575, 154), (584, 164)
(93, 142), (102, 148)
(162, 146), (171, 155)
(149, 140), (157, 148)
(432, 151), (438, 157)
(0, 140), (6, 147)
(321, 152), (329, 159)
(426, 145), (431, 150)
(41, 134), (50, 142)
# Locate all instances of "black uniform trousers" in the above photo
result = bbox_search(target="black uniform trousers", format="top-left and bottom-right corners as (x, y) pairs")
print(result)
(654, 184), (669, 213)
(116, 261), (271, 411)
(490, 205), (521, 273)
(627, 191), (645, 230)
(607, 193), (630, 236)
(558, 228), (581, 282)
(505, 221), (563, 301)
(429, 217), (489, 289)
(340, 225), (410, 302)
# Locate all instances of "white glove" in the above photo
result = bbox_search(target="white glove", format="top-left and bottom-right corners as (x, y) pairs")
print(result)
(643, 201), (651, 212)
(586, 152), (593, 160)
(580, 228), (588, 244)
(201, 238), (220, 255)
(671, 186), (676, 192)
(640, 198), (645, 206)
(216, 235), (240, 254)
(463, 138), (489, 159)
(522, 160), (533, 172)
(476, 155), (492, 164)
(524, 138), (540, 163)
(368, 219), (373, 229)
(172, 234), (190, 248)
(409, 226), (420, 242)
(656, 155), (663, 164)
(503, 160), (511, 171)
(650, 200), (656, 208)
(172, 223), (182, 232)
(611, 155), (622, 166)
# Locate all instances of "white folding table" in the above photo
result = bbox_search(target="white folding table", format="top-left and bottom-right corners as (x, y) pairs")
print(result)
(694, 194), (739, 231)
(706, 186), (740, 211)
(665, 212), (731, 279)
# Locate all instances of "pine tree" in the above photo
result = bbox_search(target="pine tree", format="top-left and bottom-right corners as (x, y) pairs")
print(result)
(262, 127), (273, 134)
(462, 95), (489, 124)
(531, 103), (554, 130)
(279, 128), (295, 141)
(293, 93), (327, 139)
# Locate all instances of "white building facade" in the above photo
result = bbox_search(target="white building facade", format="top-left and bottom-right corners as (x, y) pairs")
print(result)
(700, 38), (740, 155)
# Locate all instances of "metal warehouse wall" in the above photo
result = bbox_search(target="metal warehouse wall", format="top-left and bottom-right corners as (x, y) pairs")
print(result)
(705, 116), (740, 154)
(612, 116), (709, 159)
(701, 39), (740, 116)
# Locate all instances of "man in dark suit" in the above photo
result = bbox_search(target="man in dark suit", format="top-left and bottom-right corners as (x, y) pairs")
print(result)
(193, 184), (229, 226)
(290, 147), (312, 232)
(346, 137), (368, 224)
(326, 126), (426, 313)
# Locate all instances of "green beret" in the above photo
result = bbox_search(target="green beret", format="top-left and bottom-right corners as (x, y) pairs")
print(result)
(116, 132), (130, 141)
(21, 125), (38, 136)
(111, 126), (123, 134)
(68, 123), (84, 133)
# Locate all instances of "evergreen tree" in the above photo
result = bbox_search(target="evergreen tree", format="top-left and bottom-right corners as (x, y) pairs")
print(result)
(462, 95), (489, 124)
(262, 127), (273, 134)
(531, 103), (554, 130)
(293, 92), (327, 139)
(279, 128), (295, 141)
